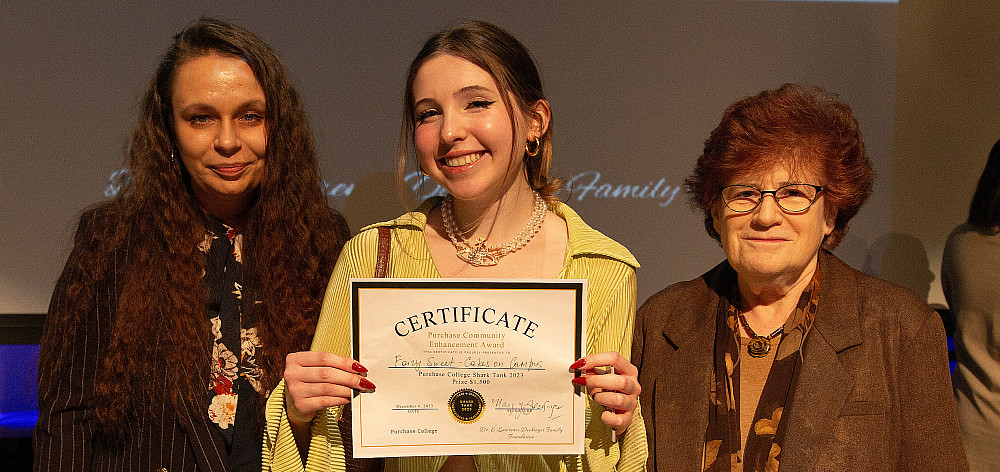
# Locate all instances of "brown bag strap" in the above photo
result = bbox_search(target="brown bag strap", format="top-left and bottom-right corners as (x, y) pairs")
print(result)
(338, 403), (383, 471)
(337, 226), (390, 471)
(374, 226), (391, 278)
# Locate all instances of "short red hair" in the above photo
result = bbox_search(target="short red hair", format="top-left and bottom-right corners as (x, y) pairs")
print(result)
(685, 83), (874, 248)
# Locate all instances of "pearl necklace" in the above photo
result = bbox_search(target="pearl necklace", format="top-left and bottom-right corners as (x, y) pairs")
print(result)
(441, 192), (547, 266)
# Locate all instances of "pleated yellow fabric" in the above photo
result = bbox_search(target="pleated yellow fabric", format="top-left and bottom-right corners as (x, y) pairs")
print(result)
(264, 198), (647, 471)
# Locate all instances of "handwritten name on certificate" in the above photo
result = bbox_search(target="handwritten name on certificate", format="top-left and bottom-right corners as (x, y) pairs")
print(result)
(350, 279), (588, 458)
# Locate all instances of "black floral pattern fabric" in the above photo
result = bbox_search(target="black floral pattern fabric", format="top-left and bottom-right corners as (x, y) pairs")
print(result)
(200, 218), (263, 469)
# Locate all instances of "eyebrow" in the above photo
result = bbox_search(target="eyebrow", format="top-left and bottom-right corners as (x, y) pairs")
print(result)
(176, 99), (266, 114)
(457, 84), (495, 95)
(738, 178), (811, 188)
(413, 84), (498, 108)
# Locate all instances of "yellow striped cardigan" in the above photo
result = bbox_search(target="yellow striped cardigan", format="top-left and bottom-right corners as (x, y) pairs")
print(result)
(264, 197), (647, 472)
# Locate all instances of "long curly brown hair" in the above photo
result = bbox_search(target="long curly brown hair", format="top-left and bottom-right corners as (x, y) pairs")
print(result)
(39, 18), (349, 432)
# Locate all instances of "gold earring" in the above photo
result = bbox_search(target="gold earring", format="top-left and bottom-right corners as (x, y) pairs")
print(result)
(525, 137), (541, 157)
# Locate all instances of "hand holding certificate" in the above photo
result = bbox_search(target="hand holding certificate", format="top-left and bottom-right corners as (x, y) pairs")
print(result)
(567, 351), (642, 442)
(350, 279), (589, 458)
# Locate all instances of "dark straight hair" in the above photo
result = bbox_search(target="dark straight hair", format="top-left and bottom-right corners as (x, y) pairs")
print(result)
(968, 138), (1000, 234)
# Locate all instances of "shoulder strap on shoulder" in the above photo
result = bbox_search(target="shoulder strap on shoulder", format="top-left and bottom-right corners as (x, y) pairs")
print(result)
(374, 226), (391, 278)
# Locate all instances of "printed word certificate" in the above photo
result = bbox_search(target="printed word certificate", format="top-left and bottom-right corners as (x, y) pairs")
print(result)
(350, 279), (587, 458)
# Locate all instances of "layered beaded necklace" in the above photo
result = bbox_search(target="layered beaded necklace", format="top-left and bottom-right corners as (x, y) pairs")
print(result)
(441, 192), (547, 266)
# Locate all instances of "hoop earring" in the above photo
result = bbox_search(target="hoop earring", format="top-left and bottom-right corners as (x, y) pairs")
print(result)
(525, 137), (541, 157)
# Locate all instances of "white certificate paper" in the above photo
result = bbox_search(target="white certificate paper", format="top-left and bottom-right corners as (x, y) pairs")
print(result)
(350, 279), (588, 458)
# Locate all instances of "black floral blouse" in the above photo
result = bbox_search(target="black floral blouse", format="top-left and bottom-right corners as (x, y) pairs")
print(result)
(200, 218), (263, 469)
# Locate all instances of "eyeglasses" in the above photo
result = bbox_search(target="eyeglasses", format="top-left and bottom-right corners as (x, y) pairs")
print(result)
(719, 183), (825, 213)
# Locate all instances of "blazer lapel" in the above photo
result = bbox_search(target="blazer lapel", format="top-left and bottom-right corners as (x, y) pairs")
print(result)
(653, 267), (727, 471)
(177, 400), (229, 472)
(780, 252), (863, 471)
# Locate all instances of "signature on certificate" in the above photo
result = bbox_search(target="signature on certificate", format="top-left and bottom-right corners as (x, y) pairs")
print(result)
(492, 398), (564, 420)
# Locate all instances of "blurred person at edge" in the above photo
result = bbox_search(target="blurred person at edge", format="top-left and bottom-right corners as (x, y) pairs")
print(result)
(266, 20), (647, 472)
(633, 83), (967, 471)
(942, 138), (1000, 472)
(34, 18), (350, 472)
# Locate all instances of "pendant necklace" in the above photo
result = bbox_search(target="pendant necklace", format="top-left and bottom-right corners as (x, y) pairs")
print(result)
(736, 310), (785, 358)
(441, 192), (546, 267)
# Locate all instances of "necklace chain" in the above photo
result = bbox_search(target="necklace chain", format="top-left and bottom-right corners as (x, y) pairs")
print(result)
(736, 310), (785, 358)
(441, 192), (547, 267)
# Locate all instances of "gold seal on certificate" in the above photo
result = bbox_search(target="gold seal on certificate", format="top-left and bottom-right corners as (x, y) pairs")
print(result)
(350, 279), (587, 458)
(448, 389), (484, 423)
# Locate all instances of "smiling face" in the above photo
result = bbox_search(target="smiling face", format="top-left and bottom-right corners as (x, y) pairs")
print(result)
(712, 164), (836, 285)
(411, 54), (534, 203)
(171, 53), (267, 220)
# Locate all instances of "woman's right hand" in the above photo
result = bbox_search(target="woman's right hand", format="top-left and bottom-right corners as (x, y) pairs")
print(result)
(283, 351), (375, 427)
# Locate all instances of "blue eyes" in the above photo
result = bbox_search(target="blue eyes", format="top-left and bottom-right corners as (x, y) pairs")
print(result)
(415, 99), (497, 124)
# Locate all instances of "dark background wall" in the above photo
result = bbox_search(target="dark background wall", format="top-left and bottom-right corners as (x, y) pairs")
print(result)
(1, 1), (899, 316)
(891, 0), (1000, 306)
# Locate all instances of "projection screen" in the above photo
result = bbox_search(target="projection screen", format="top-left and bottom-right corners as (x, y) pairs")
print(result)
(0, 1), (897, 315)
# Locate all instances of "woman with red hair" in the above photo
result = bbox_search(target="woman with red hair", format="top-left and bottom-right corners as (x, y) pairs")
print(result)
(633, 83), (967, 471)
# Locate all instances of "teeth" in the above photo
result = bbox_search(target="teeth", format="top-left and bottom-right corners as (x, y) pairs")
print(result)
(444, 152), (483, 167)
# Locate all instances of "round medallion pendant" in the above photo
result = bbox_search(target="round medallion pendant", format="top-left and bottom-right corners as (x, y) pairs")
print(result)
(747, 337), (771, 358)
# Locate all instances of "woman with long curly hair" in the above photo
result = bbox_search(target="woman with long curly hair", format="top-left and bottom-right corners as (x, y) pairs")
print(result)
(34, 18), (350, 471)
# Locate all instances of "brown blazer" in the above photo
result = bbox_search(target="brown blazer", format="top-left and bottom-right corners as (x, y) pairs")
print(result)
(632, 250), (968, 471)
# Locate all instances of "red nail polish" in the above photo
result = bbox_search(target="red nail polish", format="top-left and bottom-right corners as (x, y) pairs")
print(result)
(569, 359), (586, 370)
(359, 378), (376, 390)
(571, 376), (587, 386)
(352, 362), (368, 373)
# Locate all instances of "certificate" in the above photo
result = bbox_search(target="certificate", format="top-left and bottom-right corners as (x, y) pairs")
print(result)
(350, 279), (587, 458)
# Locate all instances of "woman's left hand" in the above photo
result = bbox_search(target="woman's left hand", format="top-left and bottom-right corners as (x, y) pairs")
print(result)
(569, 352), (641, 437)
